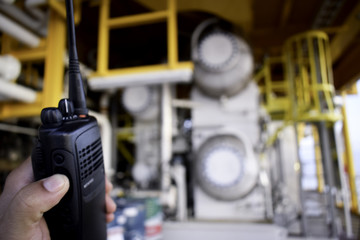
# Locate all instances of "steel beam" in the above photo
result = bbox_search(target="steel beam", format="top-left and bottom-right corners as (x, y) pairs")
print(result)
(330, 2), (360, 63)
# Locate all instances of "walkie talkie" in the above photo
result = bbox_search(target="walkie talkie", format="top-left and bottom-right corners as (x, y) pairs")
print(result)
(31, 0), (107, 239)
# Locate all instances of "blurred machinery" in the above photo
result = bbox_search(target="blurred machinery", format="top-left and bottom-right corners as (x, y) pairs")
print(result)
(190, 20), (266, 221)
(1, 1), (359, 239)
(116, 20), (356, 238)
(117, 19), (302, 236)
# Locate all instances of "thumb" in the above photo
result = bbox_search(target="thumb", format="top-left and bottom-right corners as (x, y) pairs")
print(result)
(7, 174), (69, 226)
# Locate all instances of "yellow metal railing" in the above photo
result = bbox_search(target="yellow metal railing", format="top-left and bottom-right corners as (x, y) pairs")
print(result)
(283, 31), (357, 213)
(259, 31), (357, 213)
(91, 0), (193, 80)
(255, 56), (290, 120)
(47, 0), (82, 24)
(284, 31), (341, 122)
(312, 125), (325, 193)
(116, 115), (135, 165)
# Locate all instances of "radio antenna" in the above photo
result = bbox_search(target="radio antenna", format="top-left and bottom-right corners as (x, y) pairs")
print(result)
(65, 0), (88, 117)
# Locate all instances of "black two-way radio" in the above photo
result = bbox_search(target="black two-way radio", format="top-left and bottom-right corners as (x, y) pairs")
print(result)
(31, 0), (107, 239)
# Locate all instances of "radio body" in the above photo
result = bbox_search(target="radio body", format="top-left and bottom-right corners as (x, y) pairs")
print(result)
(32, 113), (106, 240)
(31, 0), (107, 239)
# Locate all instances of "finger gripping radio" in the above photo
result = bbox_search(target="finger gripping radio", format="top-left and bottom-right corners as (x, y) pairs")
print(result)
(31, 0), (107, 239)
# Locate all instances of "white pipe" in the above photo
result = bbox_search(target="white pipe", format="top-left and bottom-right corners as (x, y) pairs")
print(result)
(24, 0), (46, 7)
(0, 13), (40, 47)
(334, 121), (353, 238)
(172, 99), (201, 109)
(161, 84), (172, 191)
(89, 110), (114, 178)
(170, 164), (187, 221)
(89, 68), (193, 90)
(24, 0), (47, 23)
(0, 3), (47, 36)
(0, 0), (15, 4)
(26, 6), (46, 21)
(0, 78), (37, 102)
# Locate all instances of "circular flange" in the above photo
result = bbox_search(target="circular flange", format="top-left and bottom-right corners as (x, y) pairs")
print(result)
(195, 134), (259, 201)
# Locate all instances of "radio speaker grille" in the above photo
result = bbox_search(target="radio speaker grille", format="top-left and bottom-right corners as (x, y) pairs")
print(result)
(78, 138), (103, 182)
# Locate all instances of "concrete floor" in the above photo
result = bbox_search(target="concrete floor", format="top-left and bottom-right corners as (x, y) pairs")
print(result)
(162, 221), (288, 240)
(162, 221), (339, 240)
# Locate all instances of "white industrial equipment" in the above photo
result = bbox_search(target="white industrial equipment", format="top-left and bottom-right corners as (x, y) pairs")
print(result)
(122, 85), (161, 188)
(122, 85), (160, 121)
(191, 22), (267, 221)
(191, 83), (266, 221)
(118, 19), (304, 238)
(192, 19), (253, 98)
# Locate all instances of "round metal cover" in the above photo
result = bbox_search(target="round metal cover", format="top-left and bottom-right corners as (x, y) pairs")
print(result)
(194, 32), (254, 97)
(195, 134), (259, 201)
(122, 86), (159, 121)
(198, 32), (239, 72)
(122, 86), (152, 114)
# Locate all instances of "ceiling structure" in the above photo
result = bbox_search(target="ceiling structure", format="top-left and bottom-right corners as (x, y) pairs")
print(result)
(76, 0), (360, 90)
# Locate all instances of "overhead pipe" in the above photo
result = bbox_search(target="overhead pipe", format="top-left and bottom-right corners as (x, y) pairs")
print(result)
(24, 0), (46, 7)
(0, 0), (15, 3)
(0, 2), (47, 36)
(0, 13), (40, 47)
(25, 0), (47, 20)
(26, 6), (46, 21)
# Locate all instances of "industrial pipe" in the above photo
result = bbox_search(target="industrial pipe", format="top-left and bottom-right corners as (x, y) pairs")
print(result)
(0, 78), (37, 103)
(0, 2), (47, 36)
(89, 67), (192, 90)
(161, 83), (173, 192)
(334, 121), (353, 238)
(0, 13), (40, 47)
(24, 0), (46, 7)
(25, 0), (47, 21)
(170, 163), (187, 221)
(0, 0), (15, 3)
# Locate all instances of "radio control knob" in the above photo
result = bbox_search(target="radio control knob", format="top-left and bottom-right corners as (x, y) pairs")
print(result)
(41, 108), (63, 127)
(58, 99), (75, 119)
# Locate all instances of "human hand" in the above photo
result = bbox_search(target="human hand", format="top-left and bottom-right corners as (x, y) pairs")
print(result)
(0, 157), (116, 240)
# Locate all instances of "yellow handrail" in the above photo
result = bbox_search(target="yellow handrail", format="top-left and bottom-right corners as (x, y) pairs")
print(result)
(284, 31), (341, 122)
(255, 56), (290, 120)
(92, 0), (192, 81)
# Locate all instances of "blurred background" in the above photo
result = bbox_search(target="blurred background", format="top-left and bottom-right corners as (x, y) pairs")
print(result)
(0, 0), (360, 239)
